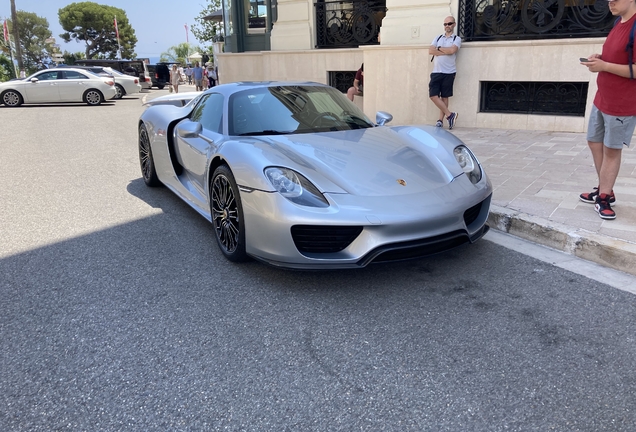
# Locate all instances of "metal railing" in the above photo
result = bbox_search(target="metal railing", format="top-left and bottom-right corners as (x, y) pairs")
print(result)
(480, 81), (588, 116)
(458, 0), (615, 42)
(315, 0), (386, 48)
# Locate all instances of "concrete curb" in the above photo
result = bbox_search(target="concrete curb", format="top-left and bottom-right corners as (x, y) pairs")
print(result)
(488, 205), (636, 277)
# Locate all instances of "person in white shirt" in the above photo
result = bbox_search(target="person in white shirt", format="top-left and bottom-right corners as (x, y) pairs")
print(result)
(184, 65), (193, 84)
(428, 16), (461, 130)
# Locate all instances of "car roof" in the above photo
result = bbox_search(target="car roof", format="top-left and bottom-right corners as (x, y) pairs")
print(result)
(32, 67), (107, 76)
(74, 59), (144, 64)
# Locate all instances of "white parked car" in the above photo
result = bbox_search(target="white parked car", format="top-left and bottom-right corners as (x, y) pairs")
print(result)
(102, 67), (142, 99)
(0, 68), (117, 107)
(61, 65), (143, 99)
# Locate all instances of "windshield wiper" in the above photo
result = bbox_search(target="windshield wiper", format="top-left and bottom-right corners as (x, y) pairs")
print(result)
(238, 130), (293, 136)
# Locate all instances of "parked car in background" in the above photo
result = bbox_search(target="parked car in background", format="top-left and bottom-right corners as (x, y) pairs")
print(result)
(147, 64), (170, 89)
(138, 82), (492, 269)
(102, 68), (142, 98)
(57, 65), (141, 99)
(0, 68), (117, 107)
(72, 59), (152, 90)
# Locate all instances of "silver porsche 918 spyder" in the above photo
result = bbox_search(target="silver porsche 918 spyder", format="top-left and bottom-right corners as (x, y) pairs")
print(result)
(138, 82), (492, 269)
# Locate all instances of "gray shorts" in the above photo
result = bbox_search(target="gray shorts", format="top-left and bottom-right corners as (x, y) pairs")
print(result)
(587, 104), (636, 149)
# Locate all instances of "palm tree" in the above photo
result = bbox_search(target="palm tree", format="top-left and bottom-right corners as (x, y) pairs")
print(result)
(160, 42), (193, 65)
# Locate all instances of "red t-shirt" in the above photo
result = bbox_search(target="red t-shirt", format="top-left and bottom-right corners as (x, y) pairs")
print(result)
(594, 14), (636, 116)
(355, 68), (363, 86)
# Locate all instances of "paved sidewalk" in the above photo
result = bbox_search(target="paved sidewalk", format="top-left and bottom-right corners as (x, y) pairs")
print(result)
(452, 128), (636, 276)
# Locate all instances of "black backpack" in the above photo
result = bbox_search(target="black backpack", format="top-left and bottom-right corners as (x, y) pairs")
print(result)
(614, 17), (636, 80)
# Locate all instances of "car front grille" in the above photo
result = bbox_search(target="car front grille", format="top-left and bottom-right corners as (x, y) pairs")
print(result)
(291, 225), (363, 253)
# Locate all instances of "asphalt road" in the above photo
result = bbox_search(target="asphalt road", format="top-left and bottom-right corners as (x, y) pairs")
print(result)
(2, 93), (636, 431)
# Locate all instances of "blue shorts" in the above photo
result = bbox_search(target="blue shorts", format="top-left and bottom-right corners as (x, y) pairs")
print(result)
(587, 105), (635, 149)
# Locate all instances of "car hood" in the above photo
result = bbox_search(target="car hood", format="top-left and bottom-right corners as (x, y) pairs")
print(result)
(240, 126), (467, 197)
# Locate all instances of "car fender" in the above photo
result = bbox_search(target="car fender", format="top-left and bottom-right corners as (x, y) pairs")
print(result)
(0, 86), (26, 102)
(210, 138), (349, 194)
(390, 125), (480, 178)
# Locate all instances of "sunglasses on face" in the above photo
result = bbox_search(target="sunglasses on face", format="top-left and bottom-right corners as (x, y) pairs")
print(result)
(443, 22), (455, 26)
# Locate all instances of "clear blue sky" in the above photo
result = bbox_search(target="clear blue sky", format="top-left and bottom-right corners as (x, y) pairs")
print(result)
(1, 0), (209, 60)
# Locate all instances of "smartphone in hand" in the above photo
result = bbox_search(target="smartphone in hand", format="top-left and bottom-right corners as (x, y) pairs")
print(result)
(580, 57), (590, 62)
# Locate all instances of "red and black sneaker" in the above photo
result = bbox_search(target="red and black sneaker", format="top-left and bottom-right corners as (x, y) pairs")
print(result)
(580, 187), (616, 205)
(595, 193), (616, 220)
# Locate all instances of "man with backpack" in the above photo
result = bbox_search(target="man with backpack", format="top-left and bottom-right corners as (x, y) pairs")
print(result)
(428, 16), (461, 130)
(579, 0), (636, 220)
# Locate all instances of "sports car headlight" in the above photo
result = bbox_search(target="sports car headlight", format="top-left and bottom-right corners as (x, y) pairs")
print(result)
(264, 167), (329, 208)
(454, 145), (482, 184)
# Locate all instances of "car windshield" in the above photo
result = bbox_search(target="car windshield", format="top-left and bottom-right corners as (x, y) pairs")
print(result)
(228, 85), (374, 136)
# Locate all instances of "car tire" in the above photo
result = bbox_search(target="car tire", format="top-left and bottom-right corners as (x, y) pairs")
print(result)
(138, 124), (161, 187)
(115, 84), (124, 99)
(157, 85), (165, 90)
(210, 165), (249, 262)
(1, 90), (23, 107)
(83, 89), (104, 106)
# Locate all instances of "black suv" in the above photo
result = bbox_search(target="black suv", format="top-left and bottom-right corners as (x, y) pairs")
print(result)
(147, 64), (170, 89)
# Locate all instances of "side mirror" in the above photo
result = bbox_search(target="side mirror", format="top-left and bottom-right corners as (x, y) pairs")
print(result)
(176, 121), (203, 138)
(376, 111), (393, 126)
(30, 78), (39, 83)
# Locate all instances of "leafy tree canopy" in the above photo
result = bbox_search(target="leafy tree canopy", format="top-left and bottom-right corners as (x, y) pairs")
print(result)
(58, 2), (138, 59)
(62, 50), (86, 65)
(190, 0), (223, 52)
(7, 11), (53, 73)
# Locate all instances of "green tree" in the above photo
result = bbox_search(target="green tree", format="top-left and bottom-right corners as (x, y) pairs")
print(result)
(62, 50), (86, 65)
(58, 2), (138, 59)
(0, 53), (16, 81)
(7, 11), (53, 73)
(190, 0), (223, 51)
(160, 42), (194, 64)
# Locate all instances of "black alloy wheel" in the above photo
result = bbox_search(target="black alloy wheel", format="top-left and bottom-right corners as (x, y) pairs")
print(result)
(138, 124), (161, 187)
(210, 165), (248, 262)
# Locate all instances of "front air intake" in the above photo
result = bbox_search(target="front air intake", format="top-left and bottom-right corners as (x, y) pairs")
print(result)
(291, 225), (363, 253)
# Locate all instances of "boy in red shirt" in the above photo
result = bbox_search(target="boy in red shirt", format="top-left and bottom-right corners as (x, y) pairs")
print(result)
(579, 0), (636, 220)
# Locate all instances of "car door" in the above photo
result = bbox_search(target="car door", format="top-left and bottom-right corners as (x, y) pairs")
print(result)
(175, 93), (224, 192)
(23, 70), (61, 103)
(57, 70), (92, 102)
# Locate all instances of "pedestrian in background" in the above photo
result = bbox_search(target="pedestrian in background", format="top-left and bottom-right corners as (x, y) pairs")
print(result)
(207, 65), (217, 88)
(346, 63), (363, 101)
(178, 64), (184, 83)
(578, 0), (636, 220)
(169, 64), (180, 93)
(202, 70), (209, 89)
(428, 16), (461, 130)
(193, 62), (204, 91)
(185, 65), (193, 85)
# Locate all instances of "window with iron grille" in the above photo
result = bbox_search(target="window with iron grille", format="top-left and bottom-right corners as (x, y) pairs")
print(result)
(458, 0), (614, 42)
(315, 0), (385, 48)
(329, 71), (357, 93)
(480, 81), (588, 116)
